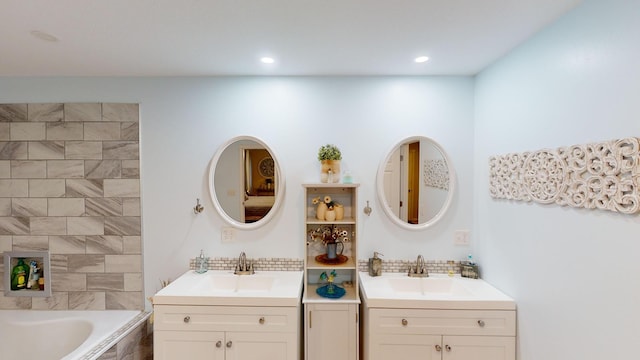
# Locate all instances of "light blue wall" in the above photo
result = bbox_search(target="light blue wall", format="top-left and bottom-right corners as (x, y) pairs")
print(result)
(0, 76), (475, 305)
(475, 0), (640, 359)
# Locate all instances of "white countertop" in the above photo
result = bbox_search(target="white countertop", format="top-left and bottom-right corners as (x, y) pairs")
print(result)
(359, 272), (516, 310)
(153, 270), (304, 307)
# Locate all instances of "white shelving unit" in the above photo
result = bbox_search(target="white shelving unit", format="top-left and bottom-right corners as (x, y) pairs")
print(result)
(303, 183), (360, 360)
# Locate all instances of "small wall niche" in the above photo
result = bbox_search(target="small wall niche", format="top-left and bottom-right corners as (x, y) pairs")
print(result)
(3, 251), (52, 297)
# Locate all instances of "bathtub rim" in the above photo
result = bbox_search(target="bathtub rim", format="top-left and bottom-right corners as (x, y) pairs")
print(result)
(78, 310), (151, 360)
(0, 310), (151, 360)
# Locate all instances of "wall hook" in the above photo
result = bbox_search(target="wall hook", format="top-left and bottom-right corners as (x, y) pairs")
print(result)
(364, 200), (372, 216)
(193, 198), (204, 214)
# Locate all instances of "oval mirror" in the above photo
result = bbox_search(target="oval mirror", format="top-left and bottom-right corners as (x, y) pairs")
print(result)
(376, 136), (455, 230)
(208, 136), (285, 229)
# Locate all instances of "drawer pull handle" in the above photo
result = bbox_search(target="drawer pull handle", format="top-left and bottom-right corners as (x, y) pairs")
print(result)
(401, 318), (408, 326)
(445, 345), (452, 352)
(216, 341), (222, 348)
(259, 316), (265, 324)
(226, 341), (233, 348)
(435, 345), (442, 352)
(183, 316), (191, 323)
(478, 320), (486, 327)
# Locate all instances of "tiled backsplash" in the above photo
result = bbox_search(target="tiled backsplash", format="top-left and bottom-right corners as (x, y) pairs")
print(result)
(357, 259), (462, 274)
(0, 103), (142, 310)
(189, 257), (461, 274)
(190, 257), (304, 272)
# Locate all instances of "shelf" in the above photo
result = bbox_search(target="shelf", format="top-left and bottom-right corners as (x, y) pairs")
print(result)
(3, 251), (52, 298)
(302, 183), (360, 303)
(302, 182), (360, 359)
(303, 284), (360, 304)
(302, 183), (360, 189)
(306, 217), (356, 225)
(306, 255), (356, 269)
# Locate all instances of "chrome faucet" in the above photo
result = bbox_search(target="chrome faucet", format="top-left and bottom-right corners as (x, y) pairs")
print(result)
(408, 254), (428, 277)
(234, 251), (255, 275)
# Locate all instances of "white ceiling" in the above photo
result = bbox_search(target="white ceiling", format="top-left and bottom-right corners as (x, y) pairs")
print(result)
(0, 0), (582, 77)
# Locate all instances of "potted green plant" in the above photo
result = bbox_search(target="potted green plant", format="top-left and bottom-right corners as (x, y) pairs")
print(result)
(317, 144), (342, 183)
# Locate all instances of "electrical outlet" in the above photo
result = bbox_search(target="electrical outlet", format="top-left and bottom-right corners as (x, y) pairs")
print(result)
(221, 227), (235, 243)
(454, 230), (470, 246)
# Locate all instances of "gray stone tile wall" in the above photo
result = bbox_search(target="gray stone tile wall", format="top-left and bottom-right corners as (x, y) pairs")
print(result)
(0, 103), (142, 310)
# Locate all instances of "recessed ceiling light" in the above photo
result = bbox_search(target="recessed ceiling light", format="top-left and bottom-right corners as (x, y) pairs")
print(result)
(30, 30), (59, 42)
(414, 56), (429, 63)
(261, 57), (275, 64)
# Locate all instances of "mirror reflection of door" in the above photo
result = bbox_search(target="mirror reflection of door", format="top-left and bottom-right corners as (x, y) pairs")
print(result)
(407, 141), (420, 224)
(384, 142), (418, 223)
(243, 148), (275, 223)
(399, 144), (408, 222)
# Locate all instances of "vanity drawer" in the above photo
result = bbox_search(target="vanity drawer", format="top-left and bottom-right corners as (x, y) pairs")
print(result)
(154, 305), (298, 333)
(369, 309), (516, 336)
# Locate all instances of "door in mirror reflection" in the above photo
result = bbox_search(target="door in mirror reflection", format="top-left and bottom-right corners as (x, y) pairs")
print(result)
(384, 141), (424, 223)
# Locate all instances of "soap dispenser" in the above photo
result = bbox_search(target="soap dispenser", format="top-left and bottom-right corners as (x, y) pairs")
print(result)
(368, 252), (383, 277)
(195, 250), (209, 274)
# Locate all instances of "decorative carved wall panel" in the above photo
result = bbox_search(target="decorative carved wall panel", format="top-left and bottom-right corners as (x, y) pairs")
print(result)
(489, 137), (640, 214)
(424, 159), (449, 190)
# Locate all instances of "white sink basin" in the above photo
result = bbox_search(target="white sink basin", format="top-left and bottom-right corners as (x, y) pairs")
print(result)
(196, 273), (276, 293)
(360, 272), (515, 310)
(153, 270), (303, 306)
(387, 277), (473, 297)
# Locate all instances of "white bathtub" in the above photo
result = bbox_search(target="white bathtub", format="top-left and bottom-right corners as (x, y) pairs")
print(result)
(0, 310), (150, 360)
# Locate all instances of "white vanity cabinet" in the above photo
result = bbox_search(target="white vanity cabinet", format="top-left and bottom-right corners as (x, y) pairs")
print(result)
(305, 303), (358, 360)
(153, 304), (300, 360)
(363, 308), (516, 360)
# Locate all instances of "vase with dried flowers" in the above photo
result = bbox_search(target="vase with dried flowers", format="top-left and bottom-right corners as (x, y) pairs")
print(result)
(308, 224), (350, 246)
(318, 144), (342, 183)
(308, 224), (350, 260)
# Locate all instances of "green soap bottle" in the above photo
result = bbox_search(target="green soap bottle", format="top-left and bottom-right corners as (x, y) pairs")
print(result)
(11, 258), (29, 290)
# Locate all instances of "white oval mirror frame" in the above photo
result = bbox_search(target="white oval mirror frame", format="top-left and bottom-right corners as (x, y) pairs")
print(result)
(376, 135), (456, 230)
(208, 135), (286, 230)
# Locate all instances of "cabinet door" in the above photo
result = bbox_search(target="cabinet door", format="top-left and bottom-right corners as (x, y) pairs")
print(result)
(442, 336), (515, 360)
(306, 303), (358, 360)
(154, 331), (225, 360)
(370, 334), (441, 360)
(226, 331), (297, 360)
